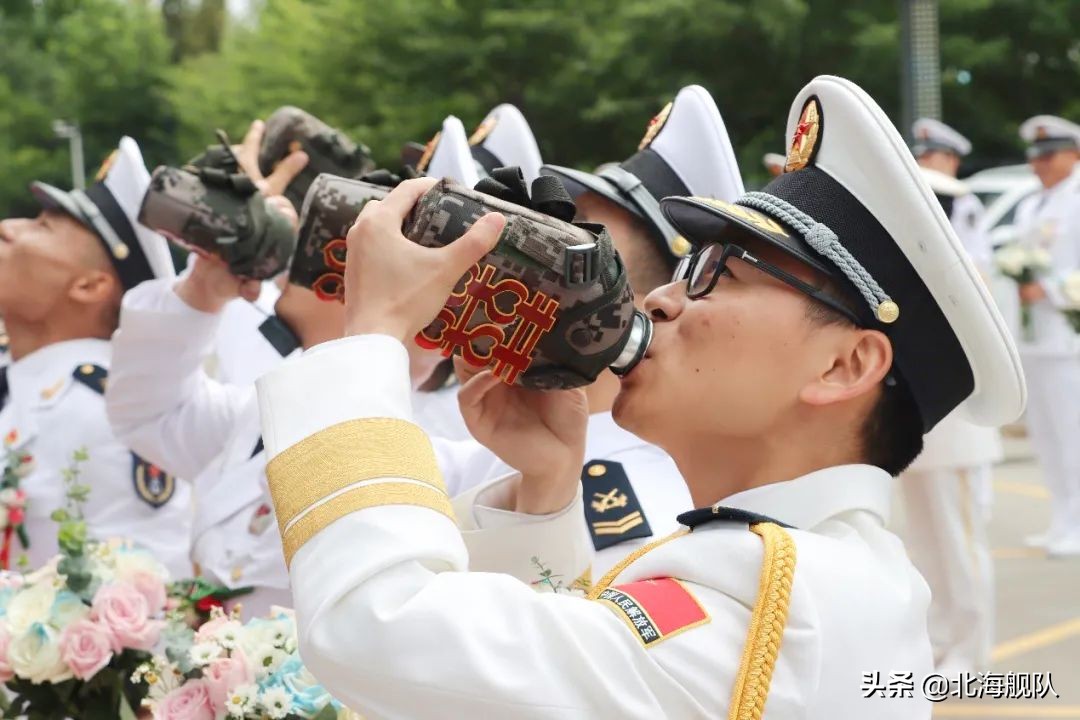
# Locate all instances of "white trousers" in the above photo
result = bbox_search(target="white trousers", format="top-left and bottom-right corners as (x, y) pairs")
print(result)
(900, 465), (994, 675)
(1022, 354), (1080, 537)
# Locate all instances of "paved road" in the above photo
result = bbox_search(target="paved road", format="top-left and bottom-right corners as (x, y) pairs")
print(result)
(905, 437), (1080, 719)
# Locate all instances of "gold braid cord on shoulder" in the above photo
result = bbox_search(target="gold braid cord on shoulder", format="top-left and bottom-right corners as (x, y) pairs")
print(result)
(728, 522), (797, 720)
(586, 529), (689, 601)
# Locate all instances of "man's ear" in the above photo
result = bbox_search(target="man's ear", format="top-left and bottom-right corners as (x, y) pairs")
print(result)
(799, 329), (893, 407)
(68, 269), (120, 306)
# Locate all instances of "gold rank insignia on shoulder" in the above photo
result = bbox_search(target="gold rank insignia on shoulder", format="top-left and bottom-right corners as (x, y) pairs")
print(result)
(581, 460), (652, 551)
(71, 364), (108, 395)
(785, 97), (822, 173)
(638, 101), (673, 151)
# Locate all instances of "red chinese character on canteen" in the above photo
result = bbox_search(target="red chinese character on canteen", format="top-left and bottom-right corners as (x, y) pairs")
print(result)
(416, 263), (560, 384)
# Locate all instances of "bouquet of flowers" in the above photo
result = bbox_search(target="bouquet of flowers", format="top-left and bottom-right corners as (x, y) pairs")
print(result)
(0, 449), (170, 719)
(135, 607), (359, 719)
(0, 430), (33, 570)
(1060, 271), (1080, 333)
(994, 243), (1053, 340)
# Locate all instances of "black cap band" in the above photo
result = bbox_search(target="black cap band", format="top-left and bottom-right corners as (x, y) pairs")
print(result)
(470, 145), (502, 177)
(79, 183), (155, 290)
(1026, 137), (1080, 159)
(759, 167), (974, 431)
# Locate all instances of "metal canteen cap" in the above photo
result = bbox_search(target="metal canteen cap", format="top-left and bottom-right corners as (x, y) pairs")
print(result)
(610, 309), (652, 376)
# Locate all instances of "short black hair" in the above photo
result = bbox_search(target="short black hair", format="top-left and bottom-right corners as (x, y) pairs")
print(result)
(805, 293), (924, 477)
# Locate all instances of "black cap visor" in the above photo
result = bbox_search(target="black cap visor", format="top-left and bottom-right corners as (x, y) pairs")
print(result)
(662, 195), (836, 279)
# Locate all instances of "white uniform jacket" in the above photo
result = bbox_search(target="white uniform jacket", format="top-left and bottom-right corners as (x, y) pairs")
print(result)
(1013, 166), (1080, 357)
(108, 280), (590, 611)
(0, 338), (192, 576)
(258, 334), (933, 719)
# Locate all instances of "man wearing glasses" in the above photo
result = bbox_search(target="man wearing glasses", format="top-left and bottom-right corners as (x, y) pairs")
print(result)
(255, 76), (1025, 718)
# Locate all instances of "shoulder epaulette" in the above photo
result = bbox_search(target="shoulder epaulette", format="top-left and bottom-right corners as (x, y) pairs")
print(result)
(72, 364), (108, 395)
(677, 505), (794, 530)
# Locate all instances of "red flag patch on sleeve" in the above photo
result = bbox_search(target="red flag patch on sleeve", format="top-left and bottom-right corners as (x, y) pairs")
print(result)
(595, 578), (710, 647)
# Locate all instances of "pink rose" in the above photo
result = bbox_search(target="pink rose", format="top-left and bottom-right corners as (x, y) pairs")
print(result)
(194, 614), (230, 644)
(0, 626), (14, 682)
(154, 679), (215, 720)
(202, 649), (254, 714)
(60, 618), (114, 680)
(91, 583), (161, 652)
(129, 571), (167, 614)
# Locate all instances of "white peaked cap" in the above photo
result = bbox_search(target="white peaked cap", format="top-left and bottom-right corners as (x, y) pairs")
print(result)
(31, 136), (174, 288)
(470, 104), (544, 184)
(541, 85), (744, 258)
(912, 118), (972, 156)
(422, 116), (480, 188)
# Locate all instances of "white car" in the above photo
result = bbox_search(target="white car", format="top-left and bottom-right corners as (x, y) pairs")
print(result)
(964, 164), (1040, 247)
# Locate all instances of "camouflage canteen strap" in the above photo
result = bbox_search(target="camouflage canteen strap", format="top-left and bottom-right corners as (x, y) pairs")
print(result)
(403, 169), (640, 390)
(258, 106), (376, 209)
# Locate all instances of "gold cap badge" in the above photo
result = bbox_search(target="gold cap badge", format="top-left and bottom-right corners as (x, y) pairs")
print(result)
(416, 131), (441, 173)
(638, 101), (673, 151)
(785, 98), (821, 173)
(468, 116), (497, 146)
(94, 150), (118, 183)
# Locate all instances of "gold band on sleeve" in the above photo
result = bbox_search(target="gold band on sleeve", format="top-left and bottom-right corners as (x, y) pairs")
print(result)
(727, 522), (797, 720)
(267, 417), (445, 535)
(281, 480), (456, 565)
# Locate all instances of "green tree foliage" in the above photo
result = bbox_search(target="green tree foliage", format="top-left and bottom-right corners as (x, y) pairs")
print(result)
(2, 0), (1080, 216)
(0, 0), (174, 217)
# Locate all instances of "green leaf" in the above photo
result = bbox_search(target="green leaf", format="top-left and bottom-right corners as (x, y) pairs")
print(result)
(49, 509), (69, 523)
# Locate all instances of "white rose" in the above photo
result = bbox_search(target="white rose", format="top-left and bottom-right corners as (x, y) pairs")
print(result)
(1062, 273), (1080, 306)
(112, 548), (168, 584)
(8, 624), (72, 684)
(23, 557), (61, 587)
(50, 591), (91, 627)
(1030, 248), (1053, 269)
(0, 489), (17, 506)
(6, 582), (57, 635)
(995, 245), (1027, 277)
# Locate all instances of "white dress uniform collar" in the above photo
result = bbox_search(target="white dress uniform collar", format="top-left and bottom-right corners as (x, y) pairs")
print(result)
(716, 464), (891, 530)
(6, 338), (109, 409)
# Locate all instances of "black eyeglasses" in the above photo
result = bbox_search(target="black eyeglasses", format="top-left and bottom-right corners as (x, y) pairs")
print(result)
(674, 242), (862, 326)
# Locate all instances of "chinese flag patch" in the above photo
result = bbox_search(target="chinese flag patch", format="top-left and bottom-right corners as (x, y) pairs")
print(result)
(595, 578), (710, 647)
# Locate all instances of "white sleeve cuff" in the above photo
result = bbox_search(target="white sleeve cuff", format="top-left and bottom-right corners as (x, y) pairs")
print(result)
(257, 334), (414, 456)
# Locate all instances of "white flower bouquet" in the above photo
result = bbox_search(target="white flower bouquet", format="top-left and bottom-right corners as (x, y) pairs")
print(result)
(0, 448), (171, 719)
(1060, 271), (1080, 333)
(135, 607), (358, 720)
(994, 243), (1053, 339)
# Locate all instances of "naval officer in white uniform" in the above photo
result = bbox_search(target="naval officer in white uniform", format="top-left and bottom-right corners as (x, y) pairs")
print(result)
(256, 76), (1025, 718)
(1012, 115), (1080, 556)
(0, 138), (192, 576)
(901, 128), (1004, 672)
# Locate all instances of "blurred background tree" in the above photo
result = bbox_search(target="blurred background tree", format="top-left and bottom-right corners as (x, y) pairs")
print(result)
(1, 0), (1079, 216)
